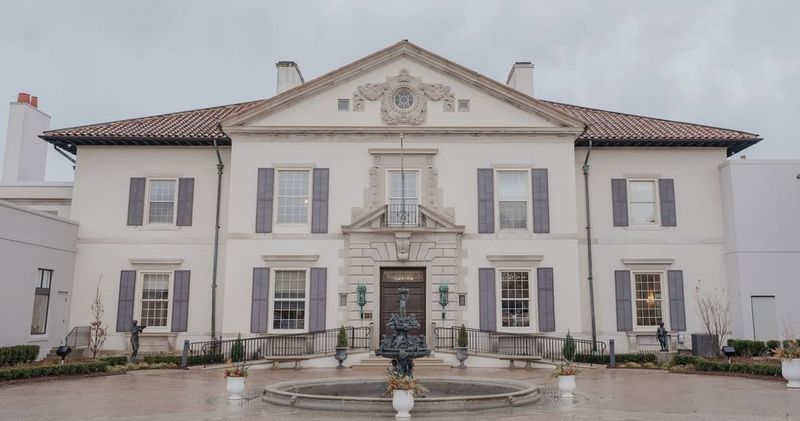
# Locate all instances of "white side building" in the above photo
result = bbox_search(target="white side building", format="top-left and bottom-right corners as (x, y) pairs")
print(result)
(721, 159), (800, 341)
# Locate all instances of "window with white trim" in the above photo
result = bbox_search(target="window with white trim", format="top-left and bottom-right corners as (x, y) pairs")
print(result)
(147, 179), (177, 224)
(500, 270), (531, 328)
(140, 273), (170, 328)
(497, 171), (528, 229)
(387, 170), (419, 225)
(30, 269), (52, 335)
(629, 180), (658, 225)
(276, 170), (311, 224)
(272, 270), (307, 330)
(634, 272), (664, 327)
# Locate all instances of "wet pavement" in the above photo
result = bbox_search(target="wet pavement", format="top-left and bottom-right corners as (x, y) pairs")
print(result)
(0, 364), (797, 420)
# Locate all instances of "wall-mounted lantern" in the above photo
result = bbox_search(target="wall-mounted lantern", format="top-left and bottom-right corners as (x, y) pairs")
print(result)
(356, 282), (367, 319)
(438, 284), (449, 321)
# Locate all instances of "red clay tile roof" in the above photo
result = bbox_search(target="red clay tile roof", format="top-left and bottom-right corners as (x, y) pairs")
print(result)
(42, 98), (760, 155)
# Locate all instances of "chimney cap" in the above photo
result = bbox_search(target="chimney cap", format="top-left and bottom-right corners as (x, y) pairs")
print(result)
(17, 92), (30, 104)
(276, 61), (298, 67)
(513, 61), (534, 67)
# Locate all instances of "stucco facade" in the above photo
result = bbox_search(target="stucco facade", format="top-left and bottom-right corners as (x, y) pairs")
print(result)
(46, 41), (762, 356)
(0, 200), (78, 358)
(721, 160), (800, 341)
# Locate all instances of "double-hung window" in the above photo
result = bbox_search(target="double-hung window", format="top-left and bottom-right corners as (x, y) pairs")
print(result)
(633, 272), (664, 327)
(497, 171), (528, 229)
(629, 180), (658, 225)
(30, 269), (52, 335)
(276, 170), (311, 224)
(140, 273), (170, 328)
(387, 170), (419, 225)
(147, 179), (177, 224)
(272, 270), (307, 330)
(500, 270), (531, 328)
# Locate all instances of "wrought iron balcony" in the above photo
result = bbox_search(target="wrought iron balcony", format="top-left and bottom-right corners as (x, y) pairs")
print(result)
(383, 203), (424, 227)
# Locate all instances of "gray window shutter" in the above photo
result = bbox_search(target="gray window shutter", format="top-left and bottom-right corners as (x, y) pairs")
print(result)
(532, 168), (550, 233)
(537, 267), (555, 332)
(311, 169), (330, 233)
(250, 268), (270, 333)
(176, 178), (195, 226)
(659, 178), (677, 227)
(127, 178), (146, 226)
(668, 270), (686, 331)
(478, 268), (496, 331)
(255, 168), (274, 233)
(615, 270), (633, 331)
(309, 268), (327, 331)
(171, 270), (190, 332)
(477, 169), (495, 234)
(116, 270), (136, 332)
(611, 179), (629, 227)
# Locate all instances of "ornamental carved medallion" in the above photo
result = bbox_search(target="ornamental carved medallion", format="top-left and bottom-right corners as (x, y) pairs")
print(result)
(353, 69), (455, 125)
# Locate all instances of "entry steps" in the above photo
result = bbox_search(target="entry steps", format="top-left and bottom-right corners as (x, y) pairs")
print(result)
(351, 355), (451, 369)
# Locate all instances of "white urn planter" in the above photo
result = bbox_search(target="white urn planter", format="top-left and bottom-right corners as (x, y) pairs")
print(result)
(392, 389), (414, 418)
(226, 376), (246, 400)
(782, 359), (800, 388)
(558, 375), (576, 398)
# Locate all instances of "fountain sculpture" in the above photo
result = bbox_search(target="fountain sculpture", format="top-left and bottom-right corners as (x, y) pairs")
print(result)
(375, 288), (431, 377)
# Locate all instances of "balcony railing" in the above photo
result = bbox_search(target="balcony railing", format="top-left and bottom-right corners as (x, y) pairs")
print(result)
(383, 203), (423, 227)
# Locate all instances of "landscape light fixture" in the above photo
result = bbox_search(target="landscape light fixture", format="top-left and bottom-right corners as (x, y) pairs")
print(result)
(438, 284), (449, 320)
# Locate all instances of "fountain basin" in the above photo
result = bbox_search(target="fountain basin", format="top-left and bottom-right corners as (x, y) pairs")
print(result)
(263, 376), (541, 413)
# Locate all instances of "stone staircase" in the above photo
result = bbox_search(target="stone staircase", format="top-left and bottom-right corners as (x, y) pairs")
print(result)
(351, 354), (451, 369)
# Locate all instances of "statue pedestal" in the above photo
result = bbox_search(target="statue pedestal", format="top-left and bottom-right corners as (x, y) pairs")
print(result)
(656, 351), (677, 364)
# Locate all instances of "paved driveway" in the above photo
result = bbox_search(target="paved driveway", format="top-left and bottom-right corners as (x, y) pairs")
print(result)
(0, 365), (796, 420)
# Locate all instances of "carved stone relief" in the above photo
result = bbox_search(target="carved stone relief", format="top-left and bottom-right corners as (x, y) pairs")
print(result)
(354, 69), (456, 125)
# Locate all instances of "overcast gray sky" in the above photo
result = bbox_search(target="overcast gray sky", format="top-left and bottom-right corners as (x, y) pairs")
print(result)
(1, 0), (798, 181)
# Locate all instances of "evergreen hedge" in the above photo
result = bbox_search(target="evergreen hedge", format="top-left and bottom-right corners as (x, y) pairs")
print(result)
(143, 354), (224, 366)
(673, 355), (781, 376)
(573, 352), (657, 365)
(99, 356), (128, 366)
(0, 345), (40, 366)
(0, 361), (107, 381)
(726, 339), (767, 357)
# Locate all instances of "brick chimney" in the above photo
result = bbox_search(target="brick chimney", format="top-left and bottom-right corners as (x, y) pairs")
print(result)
(276, 61), (304, 94)
(506, 62), (534, 97)
(1, 93), (51, 183)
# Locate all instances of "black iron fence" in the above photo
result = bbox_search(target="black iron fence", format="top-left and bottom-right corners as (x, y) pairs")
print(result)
(432, 325), (606, 361)
(186, 326), (372, 365)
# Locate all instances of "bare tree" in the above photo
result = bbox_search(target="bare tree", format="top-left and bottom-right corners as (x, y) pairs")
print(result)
(694, 282), (731, 352)
(89, 281), (107, 358)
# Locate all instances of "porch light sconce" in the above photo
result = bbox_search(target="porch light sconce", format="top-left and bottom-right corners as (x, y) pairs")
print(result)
(356, 282), (367, 319)
(438, 284), (449, 321)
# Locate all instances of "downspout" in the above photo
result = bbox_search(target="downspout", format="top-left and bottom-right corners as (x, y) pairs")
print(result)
(582, 139), (598, 352)
(211, 139), (224, 340)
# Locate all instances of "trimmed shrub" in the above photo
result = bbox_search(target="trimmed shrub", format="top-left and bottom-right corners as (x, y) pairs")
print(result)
(0, 345), (40, 366)
(143, 353), (224, 366)
(573, 352), (657, 365)
(99, 356), (128, 366)
(337, 326), (349, 348)
(726, 339), (767, 357)
(456, 324), (468, 348)
(673, 355), (699, 365)
(766, 340), (781, 352)
(562, 332), (576, 361)
(231, 334), (245, 363)
(0, 361), (107, 382)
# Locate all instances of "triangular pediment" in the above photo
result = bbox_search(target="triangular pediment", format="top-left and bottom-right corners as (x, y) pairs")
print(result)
(342, 204), (464, 233)
(222, 41), (584, 133)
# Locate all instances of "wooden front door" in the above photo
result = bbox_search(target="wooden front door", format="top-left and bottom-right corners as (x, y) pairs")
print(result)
(380, 268), (426, 339)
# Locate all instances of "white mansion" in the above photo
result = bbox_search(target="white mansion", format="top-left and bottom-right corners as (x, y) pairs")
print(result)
(40, 41), (761, 354)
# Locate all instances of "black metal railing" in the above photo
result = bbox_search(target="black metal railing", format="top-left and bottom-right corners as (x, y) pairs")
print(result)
(64, 326), (90, 349)
(432, 325), (606, 361)
(383, 203), (422, 227)
(186, 325), (372, 365)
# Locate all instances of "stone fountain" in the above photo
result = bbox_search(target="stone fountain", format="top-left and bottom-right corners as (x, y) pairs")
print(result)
(375, 287), (431, 377)
(262, 288), (543, 414)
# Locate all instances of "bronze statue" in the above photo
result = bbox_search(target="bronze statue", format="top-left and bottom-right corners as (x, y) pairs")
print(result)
(129, 320), (146, 363)
(657, 321), (668, 352)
